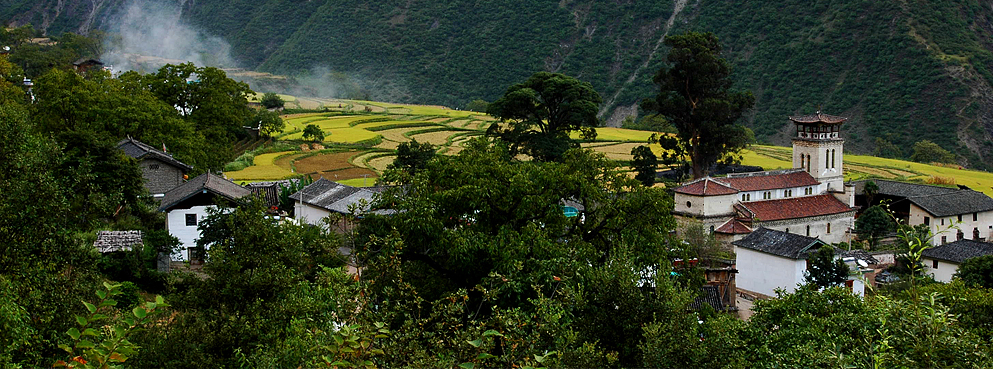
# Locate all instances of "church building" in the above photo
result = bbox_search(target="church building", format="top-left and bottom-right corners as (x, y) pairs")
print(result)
(672, 112), (857, 244)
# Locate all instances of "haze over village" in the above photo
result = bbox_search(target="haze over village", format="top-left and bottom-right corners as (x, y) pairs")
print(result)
(4, 0), (993, 367)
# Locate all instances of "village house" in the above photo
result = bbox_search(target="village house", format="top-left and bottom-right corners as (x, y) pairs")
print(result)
(733, 227), (873, 297)
(673, 112), (856, 244)
(290, 178), (393, 231)
(157, 172), (251, 262)
(117, 137), (192, 199)
(921, 239), (993, 282)
(853, 179), (993, 245)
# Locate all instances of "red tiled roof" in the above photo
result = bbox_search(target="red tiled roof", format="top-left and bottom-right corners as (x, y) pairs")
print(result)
(721, 171), (820, 192)
(738, 194), (853, 222)
(789, 112), (847, 124)
(674, 178), (738, 196)
(715, 219), (752, 234)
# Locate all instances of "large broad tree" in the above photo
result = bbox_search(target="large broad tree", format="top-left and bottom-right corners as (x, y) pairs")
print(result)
(642, 31), (754, 179)
(486, 72), (601, 162)
(854, 205), (895, 250)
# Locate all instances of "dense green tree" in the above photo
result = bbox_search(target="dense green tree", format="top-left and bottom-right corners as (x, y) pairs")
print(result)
(910, 139), (956, 164)
(141, 63), (254, 144)
(360, 139), (681, 366)
(622, 113), (672, 132)
(0, 54), (24, 105)
(259, 91), (285, 109)
(132, 201), (344, 367)
(642, 31), (755, 179)
(873, 137), (903, 159)
(464, 99), (489, 112)
(302, 123), (324, 142)
(956, 255), (993, 289)
(855, 205), (896, 249)
(864, 180), (880, 205)
(0, 105), (99, 365)
(249, 109), (285, 138)
(630, 144), (657, 186)
(55, 131), (148, 229)
(385, 138), (435, 180)
(486, 72), (601, 162)
(804, 245), (850, 289)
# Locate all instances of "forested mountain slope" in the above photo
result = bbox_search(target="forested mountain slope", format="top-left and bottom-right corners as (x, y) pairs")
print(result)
(5, 0), (993, 169)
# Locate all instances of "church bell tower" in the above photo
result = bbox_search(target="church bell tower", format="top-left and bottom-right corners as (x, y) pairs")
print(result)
(791, 111), (847, 192)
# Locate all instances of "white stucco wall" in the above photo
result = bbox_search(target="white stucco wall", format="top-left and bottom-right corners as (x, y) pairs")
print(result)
(908, 204), (993, 246)
(759, 212), (854, 244)
(674, 193), (738, 218)
(922, 257), (959, 283)
(735, 246), (806, 297)
(166, 205), (215, 261)
(295, 201), (332, 227)
(793, 139), (844, 191)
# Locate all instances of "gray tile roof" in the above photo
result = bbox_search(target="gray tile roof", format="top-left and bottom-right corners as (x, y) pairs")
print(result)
(732, 227), (826, 259)
(841, 249), (879, 265)
(117, 137), (192, 172)
(922, 239), (993, 264)
(290, 178), (393, 215)
(854, 180), (993, 217)
(93, 230), (143, 253)
(907, 191), (993, 217)
(157, 172), (252, 212)
(245, 180), (299, 209)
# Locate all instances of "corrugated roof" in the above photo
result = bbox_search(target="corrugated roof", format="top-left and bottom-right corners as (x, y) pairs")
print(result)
(922, 239), (993, 264)
(93, 230), (143, 253)
(290, 178), (394, 215)
(737, 194), (853, 222)
(116, 137), (192, 172)
(157, 172), (252, 212)
(732, 227), (826, 259)
(788, 112), (847, 124)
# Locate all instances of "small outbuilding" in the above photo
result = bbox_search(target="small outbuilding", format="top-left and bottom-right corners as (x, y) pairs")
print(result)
(921, 239), (993, 282)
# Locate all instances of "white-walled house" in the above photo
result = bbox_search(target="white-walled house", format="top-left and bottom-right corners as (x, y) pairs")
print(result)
(290, 178), (392, 230)
(734, 227), (870, 298)
(854, 180), (993, 246)
(921, 239), (993, 282)
(158, 172), (251, 262)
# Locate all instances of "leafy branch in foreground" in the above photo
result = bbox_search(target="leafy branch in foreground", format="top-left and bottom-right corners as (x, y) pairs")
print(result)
(54, 282), (168, 369)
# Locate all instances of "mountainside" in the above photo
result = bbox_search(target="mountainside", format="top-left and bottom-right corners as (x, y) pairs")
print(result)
(5, 0), (993, 169)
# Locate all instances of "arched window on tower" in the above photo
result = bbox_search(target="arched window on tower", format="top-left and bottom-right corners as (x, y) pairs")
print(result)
(826, 150), (830, 169)
(831, 149), (836, 168)
(800, 154), (805, 169)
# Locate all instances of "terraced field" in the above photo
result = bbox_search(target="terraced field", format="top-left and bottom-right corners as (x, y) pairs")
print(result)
(740, 145), (993, 197)
(227, 96), (993, 193)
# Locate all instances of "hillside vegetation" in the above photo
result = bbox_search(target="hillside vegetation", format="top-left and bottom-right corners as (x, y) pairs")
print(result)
(4, 0), (993, 168)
